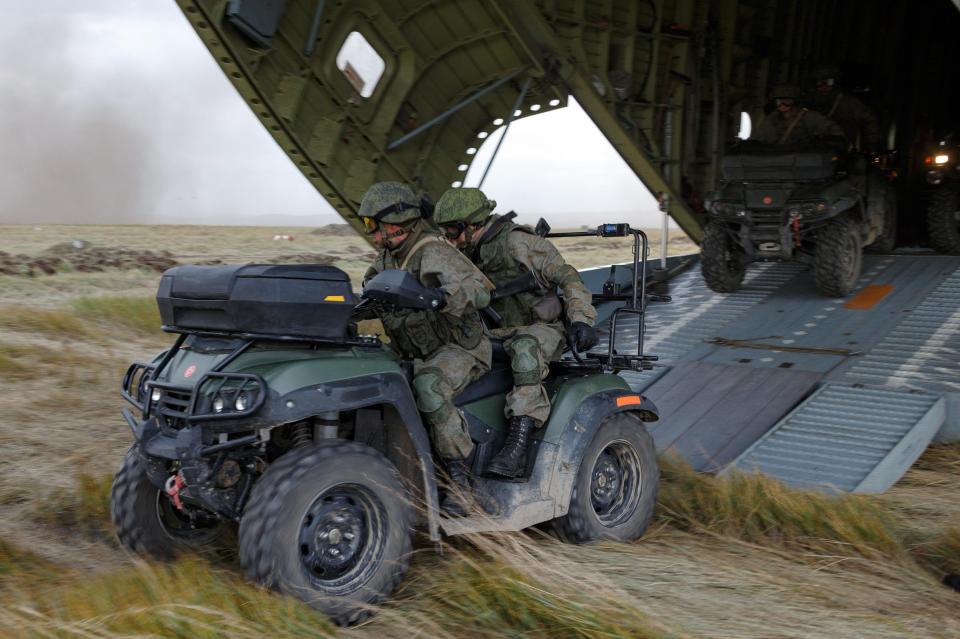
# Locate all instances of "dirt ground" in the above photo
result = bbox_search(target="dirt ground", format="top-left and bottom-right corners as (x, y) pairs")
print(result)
(0, 224), (957, 638)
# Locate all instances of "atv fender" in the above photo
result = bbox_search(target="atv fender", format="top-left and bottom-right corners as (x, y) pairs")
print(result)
(544, 384), (658, 518)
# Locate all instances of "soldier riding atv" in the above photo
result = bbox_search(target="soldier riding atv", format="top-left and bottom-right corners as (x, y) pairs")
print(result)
(923, 131), (960, 254)
(110, 223), (660, 625)
(701, 85), (896, 297)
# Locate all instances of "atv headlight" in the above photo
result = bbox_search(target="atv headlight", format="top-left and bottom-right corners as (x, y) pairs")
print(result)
(151, 388), (162, 403)
(212, 395), (225, 413)
(235, 393), (249, 412)
(934, 154), (950, 166)
(711, 201), (743, 218)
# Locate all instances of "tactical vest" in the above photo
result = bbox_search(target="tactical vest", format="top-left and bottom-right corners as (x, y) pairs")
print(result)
(473, 216), (558, 328)
(379, 239), (484, 360)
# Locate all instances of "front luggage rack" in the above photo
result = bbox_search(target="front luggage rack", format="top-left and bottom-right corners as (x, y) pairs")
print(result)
(122, 335), (266, 427)
(146, 380), (195, 432)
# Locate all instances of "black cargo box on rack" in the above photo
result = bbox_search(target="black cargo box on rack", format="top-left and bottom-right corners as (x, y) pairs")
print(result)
(156, 264), (356, 340)
(722, 144), (840, 182)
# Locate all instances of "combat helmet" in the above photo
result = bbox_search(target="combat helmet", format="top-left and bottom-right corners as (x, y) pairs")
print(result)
(358, 181), (423, 234)
(433, 187), (496, 242)
(769, 84), (802, 100)
(812, 64), (841, 85)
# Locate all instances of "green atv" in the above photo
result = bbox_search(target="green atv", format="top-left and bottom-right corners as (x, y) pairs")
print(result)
(703, 141), (897, 297)
(110, 223), (660, 625)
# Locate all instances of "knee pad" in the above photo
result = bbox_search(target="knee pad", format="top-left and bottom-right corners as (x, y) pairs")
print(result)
(413, 367), (450, 415)
(508, 335), (542, 386)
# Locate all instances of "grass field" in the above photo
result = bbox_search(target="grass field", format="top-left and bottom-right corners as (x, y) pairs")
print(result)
(0, 224), (957, 638)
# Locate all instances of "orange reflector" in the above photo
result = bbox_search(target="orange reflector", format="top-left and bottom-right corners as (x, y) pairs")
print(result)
(324, 295), (346, 302)
(843, 284), (894, 310)
(616, 395), (642, 407)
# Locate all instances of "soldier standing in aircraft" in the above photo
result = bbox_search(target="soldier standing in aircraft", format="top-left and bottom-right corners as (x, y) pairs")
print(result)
(806, 65), (882, 153)
(751, 85), (845, 146)
(433, 188), (598, 478)
(360, 182), (493, 515)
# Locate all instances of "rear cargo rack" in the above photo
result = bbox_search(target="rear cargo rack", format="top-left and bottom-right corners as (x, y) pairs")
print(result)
(547, 224), (660, 373)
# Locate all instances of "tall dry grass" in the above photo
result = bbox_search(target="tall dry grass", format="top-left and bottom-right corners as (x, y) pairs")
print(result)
(6, 454), (958, 638)
(0, 295), (161, 339)
(655, 456), (904, 560)
(71, 295), (162, 336)
(0, 529), (676, 639)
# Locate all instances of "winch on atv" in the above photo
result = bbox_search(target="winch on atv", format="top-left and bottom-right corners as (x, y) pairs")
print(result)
(111, 225), (661, 625)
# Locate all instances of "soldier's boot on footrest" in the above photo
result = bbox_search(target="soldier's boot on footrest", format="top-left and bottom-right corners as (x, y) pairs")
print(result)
(486, 415), (535, 478)
(439, 457), (474, 517)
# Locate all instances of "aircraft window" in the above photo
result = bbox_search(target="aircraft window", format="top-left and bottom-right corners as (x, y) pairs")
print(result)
(737, 111), (752, 140)
(451, 181), (463, 187)
(478, 131), (489, 139)
(493, 118), (504, 126)
(514, 109), (522, 116)
(335, 31), (385, 98)
(548, 99), (561, 107)
(457, 164), (468, 171)
(466, 147), (477, 155)
(530, 104), (541, 112)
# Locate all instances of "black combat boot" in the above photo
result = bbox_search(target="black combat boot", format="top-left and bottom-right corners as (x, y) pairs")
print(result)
(439, 457), (473, 517)
(486, 415), (535, 478)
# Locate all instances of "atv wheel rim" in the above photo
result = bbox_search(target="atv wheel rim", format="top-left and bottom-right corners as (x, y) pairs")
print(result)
(298, 484), (385, 593)
(842, 234), (858, 284)
(589, 440), (643, 527)
(155, 492), (222, 543)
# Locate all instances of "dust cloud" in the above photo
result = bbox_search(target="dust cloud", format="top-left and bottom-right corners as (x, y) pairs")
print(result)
(0, 12), (158, 224)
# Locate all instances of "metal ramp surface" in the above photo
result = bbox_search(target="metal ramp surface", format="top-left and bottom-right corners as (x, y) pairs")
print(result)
(727, 385), (945, 492)
(641, 361), (821, 472)
(597, 253), (960, 491)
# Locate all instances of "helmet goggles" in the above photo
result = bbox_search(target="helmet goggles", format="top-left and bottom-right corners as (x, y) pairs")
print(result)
(360, 200), (421, 234)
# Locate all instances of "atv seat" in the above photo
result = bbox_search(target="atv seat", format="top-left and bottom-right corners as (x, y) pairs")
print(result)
(454, 366), (513, 406)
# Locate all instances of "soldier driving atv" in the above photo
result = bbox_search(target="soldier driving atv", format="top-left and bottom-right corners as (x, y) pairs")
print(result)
(751, 85), (846, 148)
(805, 65), (882, 153)
(433, 187), (599, 478)
(359, 181), (493, 515)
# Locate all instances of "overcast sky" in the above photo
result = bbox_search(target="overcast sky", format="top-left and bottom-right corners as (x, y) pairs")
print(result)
(0, 1), (662, 227)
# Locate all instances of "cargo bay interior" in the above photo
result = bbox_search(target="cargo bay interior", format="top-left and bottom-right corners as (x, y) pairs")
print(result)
(178, 0), (960, 491)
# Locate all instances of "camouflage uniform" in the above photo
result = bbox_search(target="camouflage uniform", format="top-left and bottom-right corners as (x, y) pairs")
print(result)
(434, 187), (597, 477)
(751, 108), (845, 145)
(807, 91), (881, 152)
(805, 65), (882, 153)
(361, 185), (492, 461)
(470, 214), (596, 425)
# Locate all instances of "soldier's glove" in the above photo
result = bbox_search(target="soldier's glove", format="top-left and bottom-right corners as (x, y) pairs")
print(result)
(569, 321), (598, 351)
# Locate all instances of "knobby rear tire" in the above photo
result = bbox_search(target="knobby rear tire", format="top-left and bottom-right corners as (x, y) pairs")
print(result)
(927, 187), (960, 255)
(553, 413), (659, 544)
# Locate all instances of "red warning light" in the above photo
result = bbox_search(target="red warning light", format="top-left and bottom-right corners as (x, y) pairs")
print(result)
(762, 195), (773, 205)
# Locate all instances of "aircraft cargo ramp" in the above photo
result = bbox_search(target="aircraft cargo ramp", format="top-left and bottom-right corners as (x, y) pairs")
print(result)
(591, 253), (959, 493)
